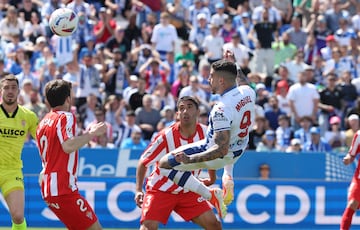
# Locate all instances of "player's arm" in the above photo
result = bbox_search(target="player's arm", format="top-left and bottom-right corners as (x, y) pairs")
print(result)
(135, 160), (147, 208)
(200, 169), (217, 186)
(62, 122), (107, 153)
(184, 130), (230, 163)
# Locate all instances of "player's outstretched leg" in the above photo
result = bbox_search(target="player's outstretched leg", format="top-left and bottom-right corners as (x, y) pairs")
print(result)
(159, 168), (227, 218)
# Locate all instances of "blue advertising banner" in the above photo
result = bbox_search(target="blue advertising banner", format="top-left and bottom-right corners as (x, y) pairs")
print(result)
(0, 177), (358, 229)
(22, 147), (356, 181)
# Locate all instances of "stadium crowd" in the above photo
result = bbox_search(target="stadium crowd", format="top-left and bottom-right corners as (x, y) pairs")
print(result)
(0, 0), (359, 153)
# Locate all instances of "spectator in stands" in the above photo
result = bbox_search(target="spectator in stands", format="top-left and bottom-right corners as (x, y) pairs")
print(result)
(259, 163), (270, 180)
(103, 48), (129, 97)
(113, 110), (142, 148)
(272, 0), (292, 25)
(156, 105), (176, 132)
(294, 116), (313, 147)
(86, 106), (113, 143)
(104, 94), (123, 130)
(23, 12), (46, 44)
(151, 81), (175, 111)
(284, 49), (308, 82)
(135, 94), (161, 141)
(286, 138), (302, 153)
(202, 24), (224, 64)
(18, 0), (40, 22)
(287, 71), (319, 129)
(325, 0), (349, 34)
(219, 17), (236, 44)
(16, 59), (40, 91)
(123, 75), (139, 104)
(171, 67), (190, 101)
(252, 0), (281, 29)
(132, 0), (162, 29)
(175, 41), (195, 66)
(345, 98), (360, 126)
(345, 114), (359, 147)
(62, 60), (80, 97)
(151, 12), (178, 60)
(163, 51), (177, 85)
(249, 8), (277, 77)
(310, 14), (332, 51)
(286, 15), (308, 50)
(237, 12), (255, 50)
(196, 61), (212, 101)
(0, 6), (24, 43)
(255, 83), (269, 109)
(139, 57), (169, 94)
(274, 79), (291, 116)
(318, 72), (343, 134)
(338, 71), (358, 119)
(188, 0), (211, 29)
(120, 130), (148, 150)
(265, 95), (286, 130)
(75, 51), (102, 109)
(166, 0), (190, 40)
(334, 15), (356, 47)
(210, 1), (228, 27)
(93, 7), (117, 44)
(128, 76), (147, 111)
(223, 32), (249, 71)
(189, 12), (210, 63)
(249, 116), (268, 150)
(179, 75), (208, 109)
(18, 79), (33, 105)
(124, 12), (142, 45)
(324, 115), (346, 150)
(275, 114), (293, 151)
(324, 46), (352, 78)
(303, 126), (332, 152)
(303, 34), (320, 66)
(82, 93), (99, 128)
(105, 25), (131, 61)
(256, 129), (277, 152)
(73, 11), (94, 51)
(272, 32), (297, 67)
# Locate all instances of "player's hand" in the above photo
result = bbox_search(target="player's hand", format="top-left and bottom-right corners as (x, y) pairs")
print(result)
(134, 191), (144, 208)
(343, 154), (354, 165)
(174, 151), (190, 164)
(88, 122), (107, 137)
(199, 178), (213, 186)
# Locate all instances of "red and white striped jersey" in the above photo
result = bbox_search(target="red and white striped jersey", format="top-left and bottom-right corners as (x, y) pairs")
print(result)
(348, 130), (360, 179)
(140, 122), (207, 193)
(36, 110), (78, 198)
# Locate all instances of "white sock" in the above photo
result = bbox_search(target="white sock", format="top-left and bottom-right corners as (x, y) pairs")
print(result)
(222, 164), (234, 182)
(160, 168), (211, 199)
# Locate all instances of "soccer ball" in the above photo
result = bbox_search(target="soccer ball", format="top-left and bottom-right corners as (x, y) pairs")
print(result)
(49, 8), (78, 37)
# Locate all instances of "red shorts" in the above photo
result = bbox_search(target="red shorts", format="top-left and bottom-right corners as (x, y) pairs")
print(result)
(140, 189), (212, 225)
(44, 193), (98, 230)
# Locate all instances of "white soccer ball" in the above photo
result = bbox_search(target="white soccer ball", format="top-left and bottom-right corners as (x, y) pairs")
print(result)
(49, 8), (78, 37)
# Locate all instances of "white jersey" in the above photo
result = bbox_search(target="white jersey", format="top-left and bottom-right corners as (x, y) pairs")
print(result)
(206, 85), (256, 154)
(172, 85), (256, 171)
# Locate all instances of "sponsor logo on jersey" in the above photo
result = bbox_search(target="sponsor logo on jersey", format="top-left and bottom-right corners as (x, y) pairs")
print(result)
(0, 128), (25, 137)
(213, 111), (227, 122)
(197, 196), (206, 203)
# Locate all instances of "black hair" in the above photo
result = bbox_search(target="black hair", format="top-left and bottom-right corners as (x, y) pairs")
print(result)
(177, 96), (199, 109)
(211, 59), (238, 78)
(45, 80), (72, 108)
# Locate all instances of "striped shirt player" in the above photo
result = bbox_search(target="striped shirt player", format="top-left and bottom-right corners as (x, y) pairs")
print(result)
(141, 122), (207, 193)
(136, 96), (221, 228)
(341, 130), (360, 229)
(36, 79), (106, 230)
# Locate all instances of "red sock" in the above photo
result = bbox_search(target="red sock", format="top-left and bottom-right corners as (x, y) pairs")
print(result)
(341, 207), (355, 230)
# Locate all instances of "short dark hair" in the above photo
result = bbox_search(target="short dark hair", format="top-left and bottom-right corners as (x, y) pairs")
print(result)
(45, 80), (72, 108)
(177, 96), (199, 109)
(211, 59), (238, 78)
(0, 74), (19, 88)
